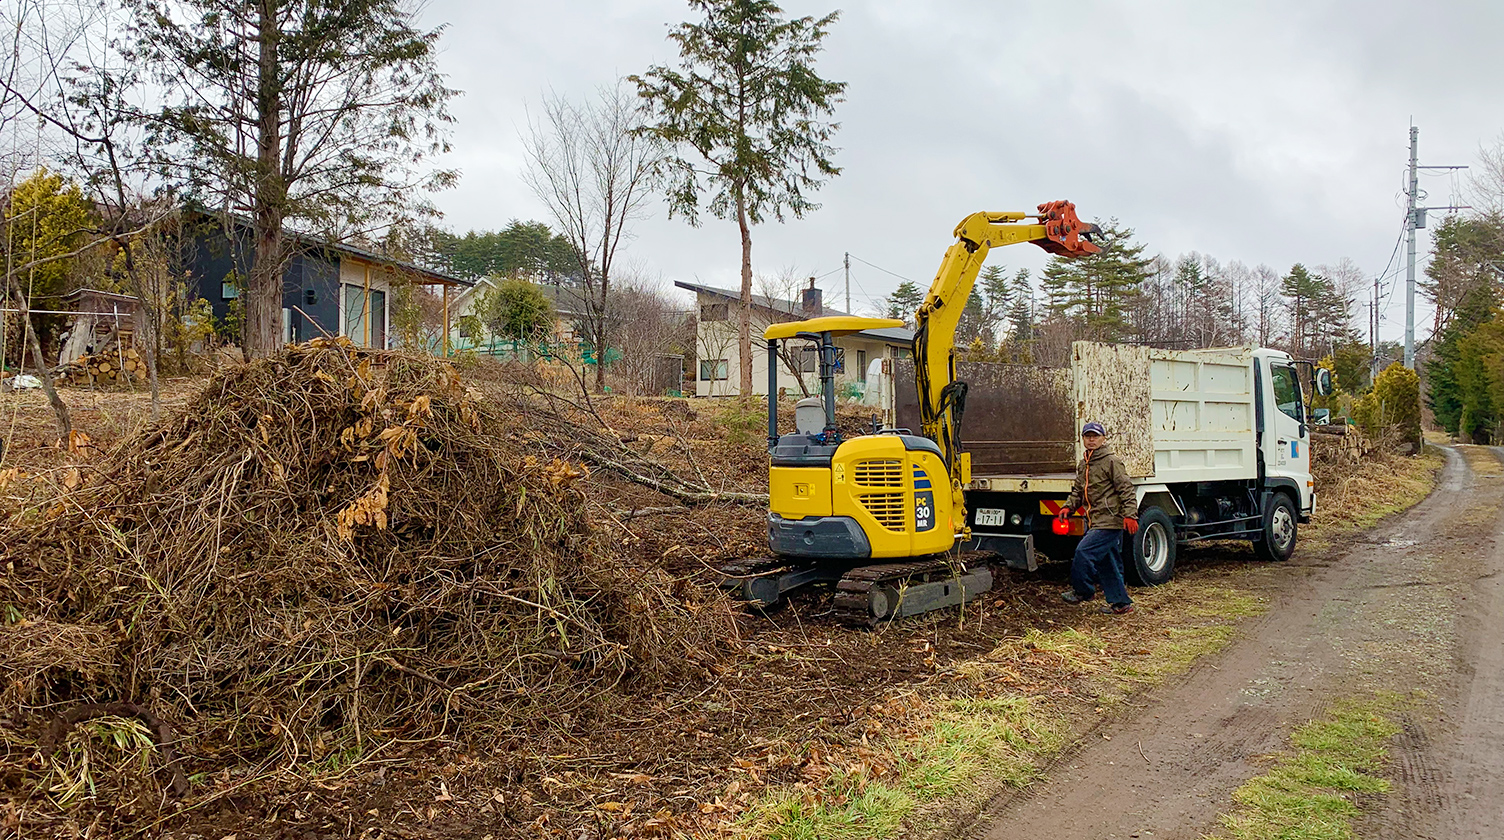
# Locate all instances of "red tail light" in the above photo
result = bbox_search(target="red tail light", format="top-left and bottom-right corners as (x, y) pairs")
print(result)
(1052, 517), (1070, 535)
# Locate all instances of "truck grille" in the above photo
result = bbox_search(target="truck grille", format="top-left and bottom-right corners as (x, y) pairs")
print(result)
(860, 493), (906, 531)
(853, 459), (904, 488)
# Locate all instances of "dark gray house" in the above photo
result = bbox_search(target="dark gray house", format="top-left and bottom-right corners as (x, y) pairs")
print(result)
(185, 214), (470, 349)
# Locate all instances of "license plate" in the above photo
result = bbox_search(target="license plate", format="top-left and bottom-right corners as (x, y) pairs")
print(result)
(974, 508), (1008, 527)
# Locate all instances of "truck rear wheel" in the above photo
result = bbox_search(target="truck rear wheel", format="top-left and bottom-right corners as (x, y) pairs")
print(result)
(1126, 506), (1177, 586)
(1254, 492), (1298, 562)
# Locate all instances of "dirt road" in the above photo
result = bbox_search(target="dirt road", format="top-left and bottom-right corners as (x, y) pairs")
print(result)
(970, 446), (1504, 839)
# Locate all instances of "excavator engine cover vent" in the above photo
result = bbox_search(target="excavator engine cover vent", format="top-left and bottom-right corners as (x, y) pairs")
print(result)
(853, 459), (904, 488)
(860, 493), (906, 531)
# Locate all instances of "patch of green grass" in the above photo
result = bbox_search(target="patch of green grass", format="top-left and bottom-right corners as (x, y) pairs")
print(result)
(753, 776), (911, 840)
(1104, 585), (1266, 695)
(742, 694), (1068, 840)
(1211, 700), (1400, 840)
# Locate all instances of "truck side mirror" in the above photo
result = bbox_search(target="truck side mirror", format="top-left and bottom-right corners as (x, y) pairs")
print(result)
(1314, 368), (1333, 397)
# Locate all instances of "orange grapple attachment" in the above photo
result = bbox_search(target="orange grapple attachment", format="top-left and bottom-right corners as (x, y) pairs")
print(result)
(1034, 200), (1101, 256)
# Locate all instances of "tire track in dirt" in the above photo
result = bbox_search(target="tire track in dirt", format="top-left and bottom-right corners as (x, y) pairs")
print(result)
(1367, 446), (1504, 838)
(969, 447), (1492, 840)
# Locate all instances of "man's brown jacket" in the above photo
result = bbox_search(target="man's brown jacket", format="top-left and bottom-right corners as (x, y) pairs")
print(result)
(1062, 444), (1139, 531)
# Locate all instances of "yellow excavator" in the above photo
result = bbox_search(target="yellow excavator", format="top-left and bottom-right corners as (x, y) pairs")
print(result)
(721, 202), (1101, 625)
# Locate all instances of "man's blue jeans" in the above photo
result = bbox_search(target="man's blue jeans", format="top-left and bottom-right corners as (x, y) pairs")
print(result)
(1070, 527), (1134, 607)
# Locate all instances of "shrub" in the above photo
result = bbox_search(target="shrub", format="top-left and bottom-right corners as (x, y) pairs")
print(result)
(1354, 362), (1421, 451)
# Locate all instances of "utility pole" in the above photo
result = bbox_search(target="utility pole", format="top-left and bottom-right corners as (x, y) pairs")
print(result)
(1404, 126), (1419, 369)
(844, 251), (851, 314)
(1371, 274), (1380, 384)
(1403, 124), (1469, 370)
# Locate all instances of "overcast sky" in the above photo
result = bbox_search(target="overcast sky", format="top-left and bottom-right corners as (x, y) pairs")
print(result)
(416, 0), (1504, 345)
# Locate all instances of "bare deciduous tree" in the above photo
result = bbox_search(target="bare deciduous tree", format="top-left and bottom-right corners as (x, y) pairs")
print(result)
(523, 82), (659, 392)
(607, 276), (690, 395)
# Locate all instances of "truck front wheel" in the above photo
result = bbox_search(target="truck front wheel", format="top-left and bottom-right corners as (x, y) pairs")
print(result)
(1126, 506), (1177, 586)
(1254, 492), (1298, 562)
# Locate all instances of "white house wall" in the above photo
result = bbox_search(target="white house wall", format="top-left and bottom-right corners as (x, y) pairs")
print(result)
(693, 308), (904, 398)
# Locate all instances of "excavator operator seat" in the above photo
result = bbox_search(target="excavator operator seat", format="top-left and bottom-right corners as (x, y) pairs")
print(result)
(794, 397), (825, 435)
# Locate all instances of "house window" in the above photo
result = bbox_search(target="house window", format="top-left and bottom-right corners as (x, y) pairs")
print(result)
(342, 284), (388, 348)
(857, 349), (867, 382)
(700, 359), (728, 381)
(800, 347), (818, 373)
(221, 276), (239, 300)
(701, 302), (729, 322)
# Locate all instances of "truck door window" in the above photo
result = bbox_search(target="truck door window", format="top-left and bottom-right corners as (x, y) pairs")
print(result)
(1271, 364), (1303, 422)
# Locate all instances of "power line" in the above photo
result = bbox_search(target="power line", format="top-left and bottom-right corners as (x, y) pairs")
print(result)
(847, 253), (918, 285)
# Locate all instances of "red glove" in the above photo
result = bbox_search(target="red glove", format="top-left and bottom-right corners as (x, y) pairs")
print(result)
(1123, 517), (1139, 535)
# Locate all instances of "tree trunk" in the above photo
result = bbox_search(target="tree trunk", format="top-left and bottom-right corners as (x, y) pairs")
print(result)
(594, 278), (608, 393)
(115, 241), (162, 422)
(736, 187), (754, 397)
(246, 0), (285, 359)
(13, 291), (70, 440)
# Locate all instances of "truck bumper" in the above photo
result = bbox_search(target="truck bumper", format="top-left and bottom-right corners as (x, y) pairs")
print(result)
(768, 513), (872, 559)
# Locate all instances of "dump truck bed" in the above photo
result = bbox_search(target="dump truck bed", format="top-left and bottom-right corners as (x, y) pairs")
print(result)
(895, 342), (1259, 487)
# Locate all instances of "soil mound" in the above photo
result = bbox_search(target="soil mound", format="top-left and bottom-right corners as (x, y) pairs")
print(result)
(1, 339), (731, 767)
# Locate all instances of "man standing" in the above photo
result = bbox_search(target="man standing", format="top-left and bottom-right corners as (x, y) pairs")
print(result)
(1057, 421), (1139, 615)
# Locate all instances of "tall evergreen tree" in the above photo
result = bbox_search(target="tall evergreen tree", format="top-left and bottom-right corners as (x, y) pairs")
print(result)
(1427, 283), (1496, 436)
(633, 0), (846, 396)
(1038, 220), (1151, 341)
(1280, 263), (1327, 358)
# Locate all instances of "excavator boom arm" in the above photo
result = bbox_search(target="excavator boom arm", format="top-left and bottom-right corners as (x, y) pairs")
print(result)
(913, 201), (1100, 535)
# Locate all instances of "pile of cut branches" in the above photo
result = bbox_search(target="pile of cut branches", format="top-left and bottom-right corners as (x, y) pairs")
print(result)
(0, 339), (734, 780)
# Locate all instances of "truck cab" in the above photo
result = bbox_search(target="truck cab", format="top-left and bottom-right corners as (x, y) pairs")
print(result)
(1255, 348), (1314, 518)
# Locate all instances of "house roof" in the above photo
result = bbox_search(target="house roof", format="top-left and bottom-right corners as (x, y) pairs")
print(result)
(190, 208), (473, 288)
(674, 279), (851, 318)
(333, 240), (473, 288)
(62, 288), (140, 306)
(452, 277), (587, 316)
(675, 279), (914, 346)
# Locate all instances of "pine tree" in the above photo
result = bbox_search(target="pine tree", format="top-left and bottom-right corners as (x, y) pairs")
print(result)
(884, 281), (924, 326)
(1007, 269), (1034, 343)
(1038, 220), (1151, 341)
(1427, 283), (1496, 435)
(1281, 264), (1330, 357)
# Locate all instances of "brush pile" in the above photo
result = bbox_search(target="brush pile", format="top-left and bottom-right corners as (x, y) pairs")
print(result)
(1, 338), (733, 770)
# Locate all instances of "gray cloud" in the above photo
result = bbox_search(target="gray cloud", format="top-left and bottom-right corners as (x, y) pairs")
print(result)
(420, 0), (1504, 338)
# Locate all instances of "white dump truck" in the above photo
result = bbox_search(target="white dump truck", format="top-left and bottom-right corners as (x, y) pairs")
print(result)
(896, 342), (1331, 585)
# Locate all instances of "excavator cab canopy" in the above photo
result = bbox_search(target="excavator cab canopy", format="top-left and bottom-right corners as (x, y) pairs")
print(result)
(762, 316), (906, 341)
(764, 316), (907, 455)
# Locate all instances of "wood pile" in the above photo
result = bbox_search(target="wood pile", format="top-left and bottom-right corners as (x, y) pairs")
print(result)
(1312, 422), (1373, 465)
(53, 347), (146, 387)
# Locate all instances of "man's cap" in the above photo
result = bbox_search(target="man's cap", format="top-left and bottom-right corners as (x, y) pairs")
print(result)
(1081, 421), (1106, 436)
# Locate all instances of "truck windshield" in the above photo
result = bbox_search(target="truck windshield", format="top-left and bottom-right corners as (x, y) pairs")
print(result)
(1271, 364), (1303, 422)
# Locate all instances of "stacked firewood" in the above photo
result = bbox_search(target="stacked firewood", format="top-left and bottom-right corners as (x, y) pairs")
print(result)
(1311, 422), (1373, 465)
(53, 348), (147, 387)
